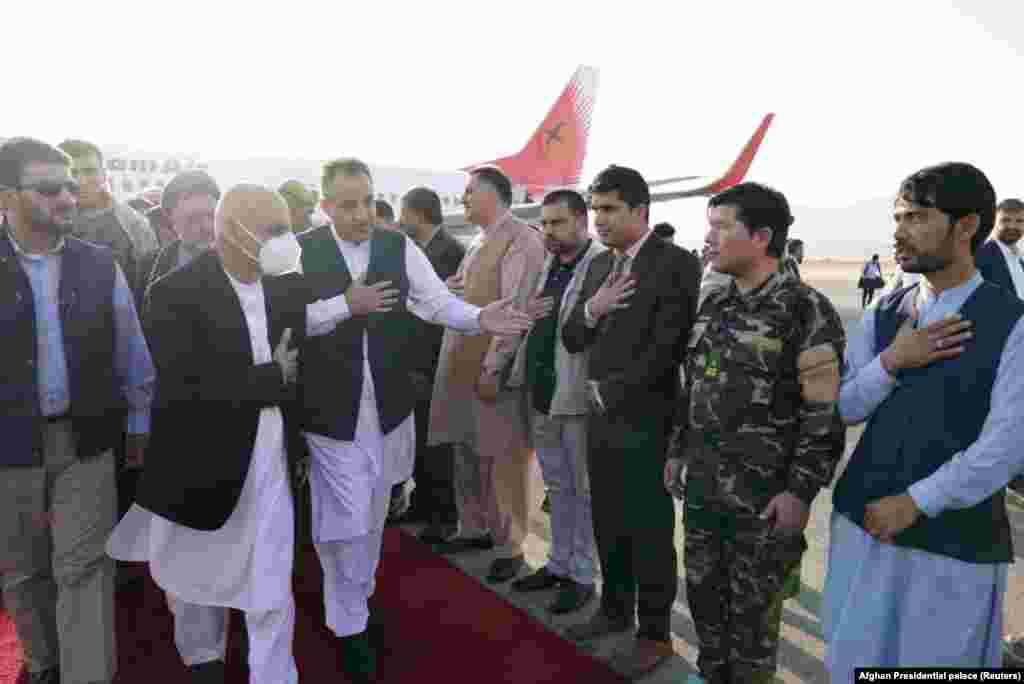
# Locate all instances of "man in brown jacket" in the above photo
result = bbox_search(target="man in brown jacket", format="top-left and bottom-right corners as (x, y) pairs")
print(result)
(429, 166), (547, 583)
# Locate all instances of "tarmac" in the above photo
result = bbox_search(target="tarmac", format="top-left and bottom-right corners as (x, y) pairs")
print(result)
(397, 282), (1024, 684)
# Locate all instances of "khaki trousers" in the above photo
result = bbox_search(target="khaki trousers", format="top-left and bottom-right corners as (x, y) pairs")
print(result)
(453, 390), (536, 558)
(0, 420), (117, 684)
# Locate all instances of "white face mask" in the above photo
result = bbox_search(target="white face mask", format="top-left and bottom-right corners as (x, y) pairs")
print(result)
(230, 219), (302, 276)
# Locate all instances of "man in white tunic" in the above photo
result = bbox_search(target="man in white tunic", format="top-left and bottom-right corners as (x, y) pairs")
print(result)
(295, 158), (546, 682)
(107, 185), (352, 684)
(825, 163), (1024, 681)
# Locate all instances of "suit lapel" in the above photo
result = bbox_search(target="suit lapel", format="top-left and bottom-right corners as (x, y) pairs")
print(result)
(200, 253), (255, 365)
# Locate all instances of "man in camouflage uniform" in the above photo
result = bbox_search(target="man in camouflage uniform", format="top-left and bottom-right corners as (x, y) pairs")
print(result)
(665, 183), (846, 684)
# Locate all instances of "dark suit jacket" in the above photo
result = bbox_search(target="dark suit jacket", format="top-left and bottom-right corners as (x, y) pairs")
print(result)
(134, 239), (182, 315)
(408, 228), (467, 379)
(975, 240), (1019, 295)
(562, 233), (700, 422)
(135, 250), (312, 530)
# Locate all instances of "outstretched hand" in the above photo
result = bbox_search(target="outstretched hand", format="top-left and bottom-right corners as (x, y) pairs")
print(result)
(479, 296), (535, 336)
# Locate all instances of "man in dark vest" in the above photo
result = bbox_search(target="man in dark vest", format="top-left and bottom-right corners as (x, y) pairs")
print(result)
(825, 162), (1024, 679)
(296, 157), (545, 683)
(0, 137), (154, 684)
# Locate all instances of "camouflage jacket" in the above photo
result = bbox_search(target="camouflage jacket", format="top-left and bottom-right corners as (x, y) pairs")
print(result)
(669, 272), (846, 515)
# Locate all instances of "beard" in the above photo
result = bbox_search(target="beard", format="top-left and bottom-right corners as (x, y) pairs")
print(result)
(901, 253), (951, 274)
(30, 204), (76, 238)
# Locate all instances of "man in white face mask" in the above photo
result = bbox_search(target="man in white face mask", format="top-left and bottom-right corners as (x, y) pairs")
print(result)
(106, 184), (353, 684)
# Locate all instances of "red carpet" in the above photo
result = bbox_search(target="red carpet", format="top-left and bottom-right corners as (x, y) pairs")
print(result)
(1, 529), (628, 683)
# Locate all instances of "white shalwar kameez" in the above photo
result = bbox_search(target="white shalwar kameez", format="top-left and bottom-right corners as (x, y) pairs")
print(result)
(825, 274), (1024, 682)
(107, 269), (350, 684)
(305, 233), (481, 638)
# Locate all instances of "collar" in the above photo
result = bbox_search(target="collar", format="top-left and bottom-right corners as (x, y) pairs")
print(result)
(483, 209), (512, 234)
(994, 238), (1021, 259)
(555, 239), (592, 270)
(917, 270), (983, 308)
(7, 227), (66, 258)
(616, 227), (654, 261)
(728, 270), (784, 301)
(420, 225), (443, 249)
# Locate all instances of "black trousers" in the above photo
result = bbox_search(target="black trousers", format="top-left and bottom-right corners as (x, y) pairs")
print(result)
(587, 412), (678, 642)
(407, 395), (457, 525)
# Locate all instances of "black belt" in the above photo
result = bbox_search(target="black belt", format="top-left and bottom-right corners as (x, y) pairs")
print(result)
(43, 412), (70, 423)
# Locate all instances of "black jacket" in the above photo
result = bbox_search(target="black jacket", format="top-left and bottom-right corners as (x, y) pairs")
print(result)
(135, 250), (312, 530)
(975, 240), (1019, 296)
(562, 234), (700, 421)
(407, 228), (466, 378)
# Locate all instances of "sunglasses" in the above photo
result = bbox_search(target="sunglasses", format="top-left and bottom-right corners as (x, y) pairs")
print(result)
(18, 180), (81, 198)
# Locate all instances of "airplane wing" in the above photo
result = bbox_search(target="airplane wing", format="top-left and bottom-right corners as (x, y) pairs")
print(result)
(647, 113), (774, 202)
(443, 113), (774, 239)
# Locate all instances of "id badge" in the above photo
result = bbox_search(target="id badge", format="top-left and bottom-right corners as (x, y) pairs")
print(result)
(704, 350), (721, 379)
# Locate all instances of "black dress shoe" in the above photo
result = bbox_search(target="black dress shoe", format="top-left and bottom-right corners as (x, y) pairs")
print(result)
(418, 522), (459, 545)
(433, 533), (494, 554)
(340, 630), (377, 682)
(486, 555), (525, 583)
(187, 659), (225, 683)
(511, 566), (564, 592)
(549, 581), (596, 614)
(18, 667), (59, 684)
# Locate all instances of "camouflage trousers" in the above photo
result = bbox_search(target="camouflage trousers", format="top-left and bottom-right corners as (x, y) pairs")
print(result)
(684, 501), (806, 684)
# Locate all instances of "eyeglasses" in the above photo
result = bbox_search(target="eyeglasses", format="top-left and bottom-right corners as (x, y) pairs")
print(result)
(18, 180), (81, 198)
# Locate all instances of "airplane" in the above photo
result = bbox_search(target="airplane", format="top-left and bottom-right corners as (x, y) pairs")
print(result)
(441, 111), (776, 240)
(2, 66), (774, 241)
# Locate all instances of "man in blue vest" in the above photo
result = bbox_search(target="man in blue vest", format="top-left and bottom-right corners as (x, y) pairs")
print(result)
(0, 138), (155, 684)
(825, 162), (1024, 680)
(296, 157), (546, 683)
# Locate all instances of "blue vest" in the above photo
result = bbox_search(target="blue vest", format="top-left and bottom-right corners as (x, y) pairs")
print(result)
(0, 232), (125, 467)
(833, 281), (1021, 563)
(297, 226), (416, 441)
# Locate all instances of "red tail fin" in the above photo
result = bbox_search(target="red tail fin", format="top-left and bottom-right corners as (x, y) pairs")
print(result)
(463, 66), (599, 197)
(704, 113), (774, 194)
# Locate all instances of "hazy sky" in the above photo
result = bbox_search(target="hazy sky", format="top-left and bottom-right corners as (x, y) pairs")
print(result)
(5, 0), (1022, 247)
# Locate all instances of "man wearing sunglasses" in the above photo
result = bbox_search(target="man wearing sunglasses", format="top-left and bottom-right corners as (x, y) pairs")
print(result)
(0, 137), (155, 684)
(57, 139), (158, 281)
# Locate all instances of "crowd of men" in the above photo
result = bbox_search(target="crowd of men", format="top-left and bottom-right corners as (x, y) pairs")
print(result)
(0, 134), (1022, 684)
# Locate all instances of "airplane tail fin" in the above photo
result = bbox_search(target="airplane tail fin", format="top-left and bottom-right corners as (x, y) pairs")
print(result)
(463, 65), (599, 197)
(649, 113), (774, 202)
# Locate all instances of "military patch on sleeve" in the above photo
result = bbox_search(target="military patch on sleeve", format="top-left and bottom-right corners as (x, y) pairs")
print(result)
(797, 344), (840, 403)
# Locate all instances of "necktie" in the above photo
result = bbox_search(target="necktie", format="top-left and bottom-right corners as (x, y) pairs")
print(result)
(608, 253), (628, 283)
(599, 253), (629, 333)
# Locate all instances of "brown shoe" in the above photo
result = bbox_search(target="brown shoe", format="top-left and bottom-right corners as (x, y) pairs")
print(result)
(564, 612), (634, 642)
(609, 638), (675, 680)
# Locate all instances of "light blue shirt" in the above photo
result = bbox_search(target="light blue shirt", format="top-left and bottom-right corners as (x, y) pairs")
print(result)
(11, 234), (155, 434)
(838, 271), (1024, 518)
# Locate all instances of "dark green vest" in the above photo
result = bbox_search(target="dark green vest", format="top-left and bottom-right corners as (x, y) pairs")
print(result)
(298, 226), (416, 440)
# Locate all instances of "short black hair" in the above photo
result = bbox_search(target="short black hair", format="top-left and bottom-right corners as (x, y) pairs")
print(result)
(322, 157), (374, 198)
(542, 189), (587, 217)
(57, 138), (104, 166)
(587, 165), (650, 210)
(897, 162), (996, 255)
(788, 238), (803, 249)
(708, 181), (793, 258)
(375, 199), (394, 223)
(653, 222), (675, 239)
(470, 165), (513, 206)
(402, 186), (443, 226)
(161, 170), (220, 212)
(997, 198), (1024, 213)
(0, 137), (71, 190)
